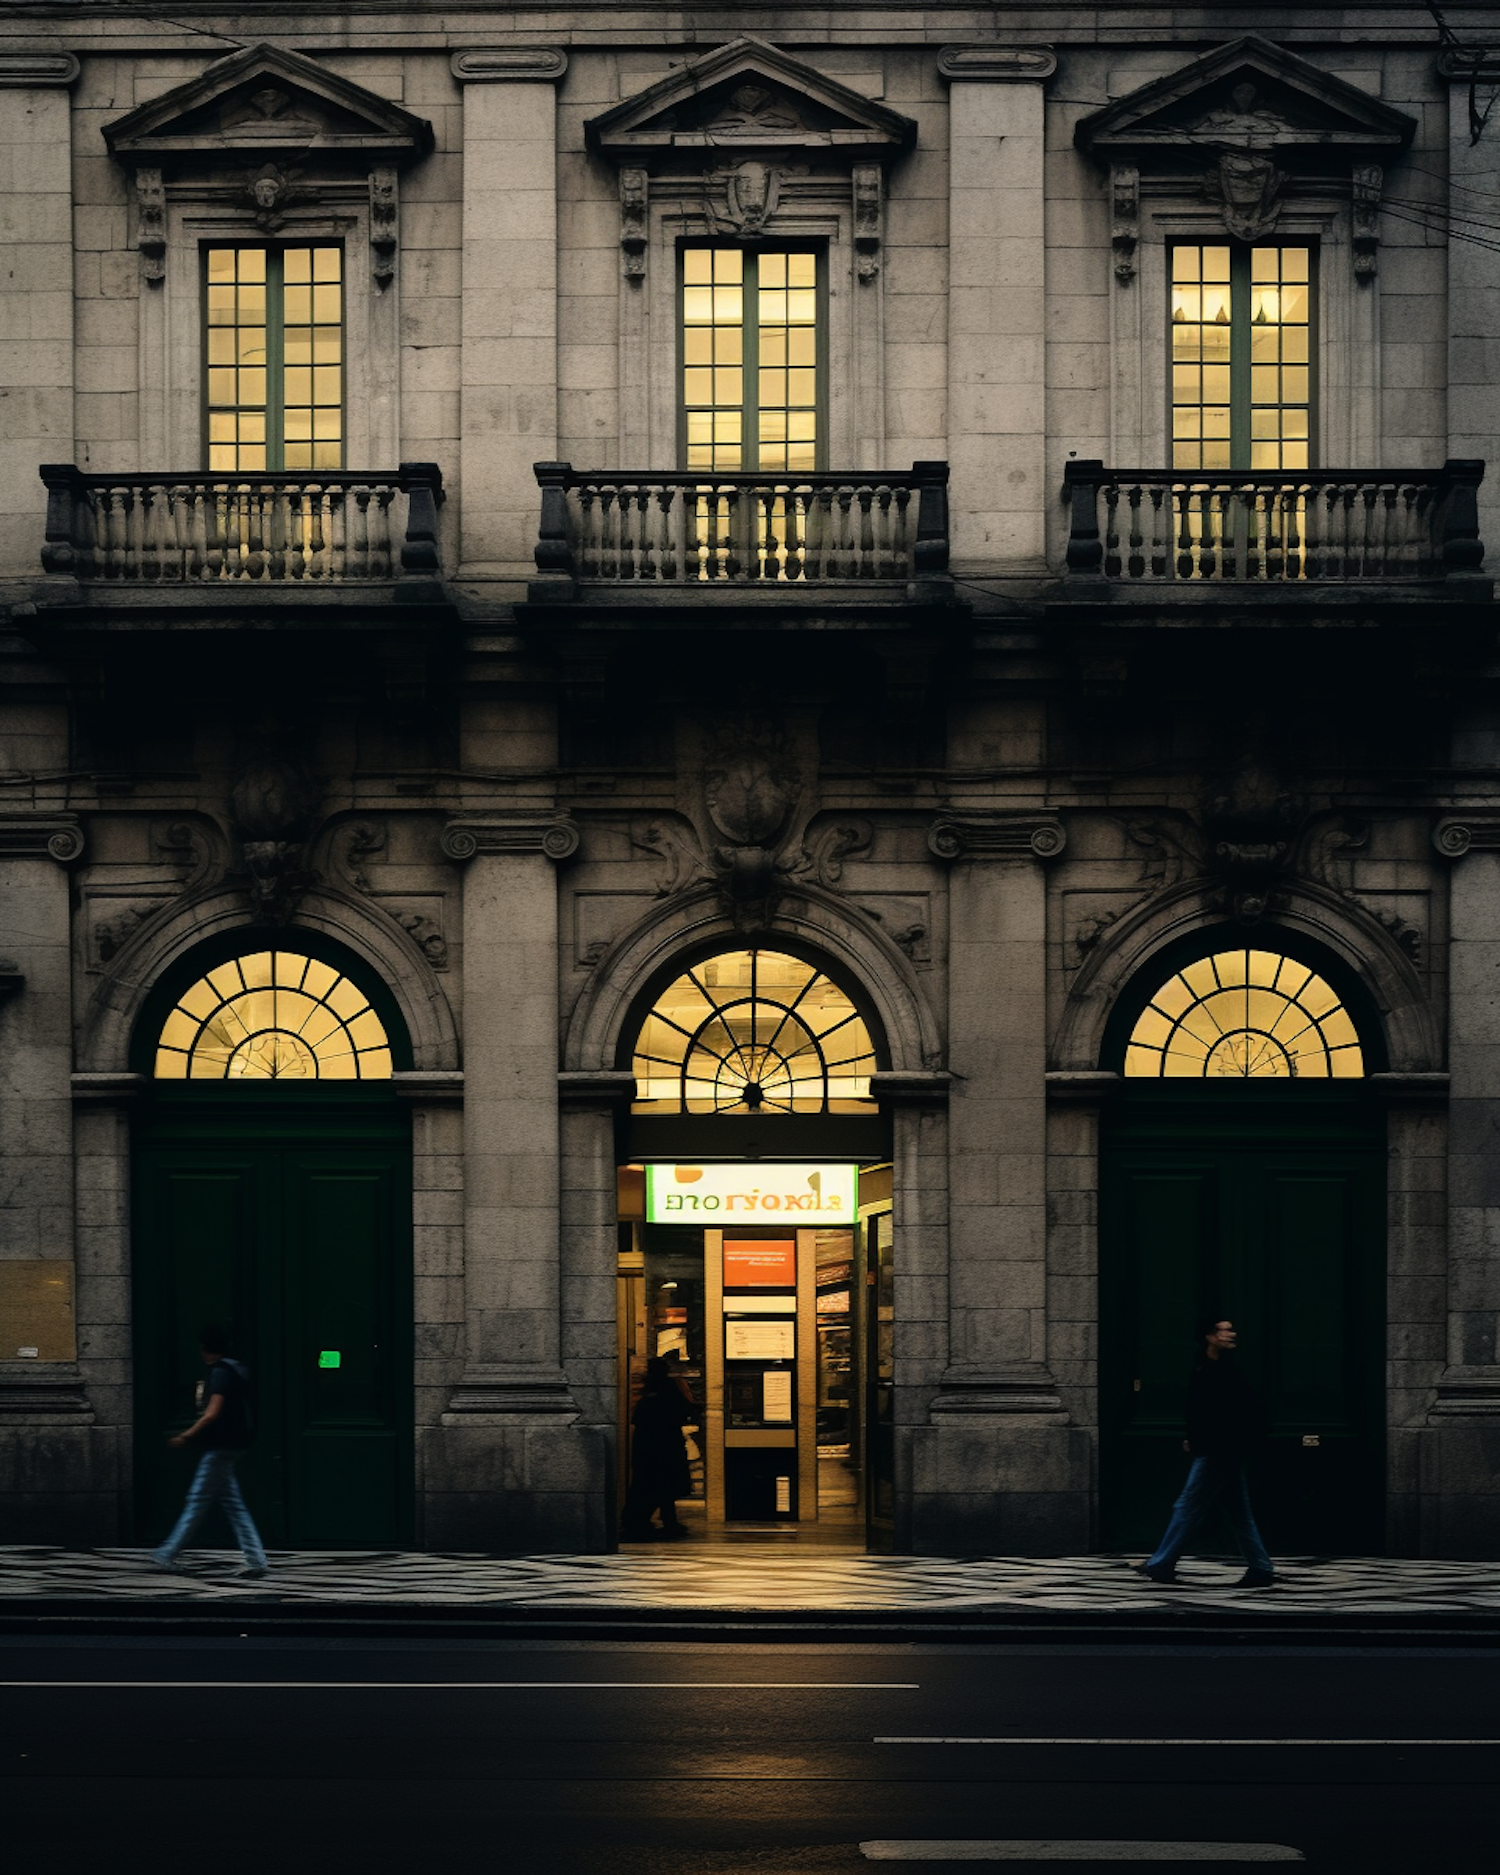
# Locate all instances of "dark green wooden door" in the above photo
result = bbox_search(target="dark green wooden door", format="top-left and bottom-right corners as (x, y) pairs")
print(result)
(134, 1090), (412, 1549)
(1100, 1087), (1385, 1556)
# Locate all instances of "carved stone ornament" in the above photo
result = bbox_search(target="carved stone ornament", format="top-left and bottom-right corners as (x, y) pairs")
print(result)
(1207, 148), (1287, 243)
(134, 167), (166, 286)
(441, 815), (581, 862)
(926, 815), (1066, 861)
(228, 747), (320, 924)
(0, 816), (86, 864)
(1110, 162), (1139, 284)
(619, 166), (648, 281)
(586, 35), (915, 278)
(103, 43), (434, 287)
(449, 48), (568, 84)
(0, 54), (80, 87)
(1433, 818), (1500, 859)
(1074, 35), (1415, 284)
(935, 47), (1059, 83)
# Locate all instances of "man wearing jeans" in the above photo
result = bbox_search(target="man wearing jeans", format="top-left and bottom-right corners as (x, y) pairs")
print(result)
(1137, 1316), (1275, 1589)
(152, 1324), (268, 1579)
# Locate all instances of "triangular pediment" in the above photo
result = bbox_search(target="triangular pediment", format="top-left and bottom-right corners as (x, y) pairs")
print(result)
(103, 43), (433, 165)
(586, 37), (916, 163)
(1076, 36), (1414, 157)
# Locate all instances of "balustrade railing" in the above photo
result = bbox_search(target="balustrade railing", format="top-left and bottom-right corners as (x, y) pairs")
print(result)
(39, 464), (444, 583)
(1063, 461), (1484, 584)
(531, 462), (949, 593)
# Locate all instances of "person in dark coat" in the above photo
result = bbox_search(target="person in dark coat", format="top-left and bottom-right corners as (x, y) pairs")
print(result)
(621, 1354), (696, 1541)
(1136, 1316), (1276, 1588)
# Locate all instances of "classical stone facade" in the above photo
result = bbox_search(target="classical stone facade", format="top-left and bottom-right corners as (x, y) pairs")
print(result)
(2, 8), (1499, 1559)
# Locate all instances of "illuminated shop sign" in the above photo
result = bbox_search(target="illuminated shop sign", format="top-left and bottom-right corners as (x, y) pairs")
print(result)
(644, 1162), (859, 1224)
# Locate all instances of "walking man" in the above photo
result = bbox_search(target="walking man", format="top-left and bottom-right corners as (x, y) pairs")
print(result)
(1137, 1316), (1275, 1588)
(152, 1323), (268, 1579)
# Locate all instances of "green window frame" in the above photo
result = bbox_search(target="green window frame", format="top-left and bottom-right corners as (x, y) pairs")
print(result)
(1170, 243), (1315, 471)
(204, 245), (346, 472)
(679, 245), (826, 473)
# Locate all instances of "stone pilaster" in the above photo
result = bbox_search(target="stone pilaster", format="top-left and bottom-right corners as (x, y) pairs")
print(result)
(909, 812), (1090, 1553)
(0, 54), (76, 579)
(453, 48), (567, 588)
(1444, 54), (1500, 572)
(939, 46), (1056, 579)
(421, 812), (607, 1549)
(1425, 820), (1500, 1553)
(0, 815), (114, 1540)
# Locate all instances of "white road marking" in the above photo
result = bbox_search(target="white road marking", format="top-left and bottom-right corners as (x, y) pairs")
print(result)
(876, 1735), (1497, 1747)
(0, 1679), (918, 1691)
(860, 1844), (1304, 1863)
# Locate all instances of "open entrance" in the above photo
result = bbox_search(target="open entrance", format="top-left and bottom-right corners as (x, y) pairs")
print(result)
(614, 945), (893, 1546)
(1099, 937), (1387, 1556)
(131, 934), (413, 1549)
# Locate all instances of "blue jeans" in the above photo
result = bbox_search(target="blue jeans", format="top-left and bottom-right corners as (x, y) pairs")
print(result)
(1147, 1455), (1273, 1576)
(153, 1449), (267, 1570)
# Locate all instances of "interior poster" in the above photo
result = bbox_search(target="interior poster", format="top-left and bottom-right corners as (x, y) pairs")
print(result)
(761, 1370), (793, 1421)
(725, 1319), (796, 1361)
(723, 1238), (797, 1287)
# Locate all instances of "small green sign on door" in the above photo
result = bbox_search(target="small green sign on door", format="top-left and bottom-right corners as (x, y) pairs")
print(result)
(318, 1350), (341, 1369)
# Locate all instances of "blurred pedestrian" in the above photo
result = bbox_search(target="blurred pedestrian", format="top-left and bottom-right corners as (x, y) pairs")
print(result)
(152, 1323), (268, 1579)
(1136, 1316), (1275, 1589)
(620, 1353), (695, 1541)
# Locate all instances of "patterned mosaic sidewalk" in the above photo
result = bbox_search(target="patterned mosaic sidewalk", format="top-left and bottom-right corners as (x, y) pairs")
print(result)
(3, 1545), (1499, 1615)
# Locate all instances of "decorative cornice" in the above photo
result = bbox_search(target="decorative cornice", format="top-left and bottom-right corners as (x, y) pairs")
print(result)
(1428, 1366), (1500, 1422)
(0, 816), (85, 864)
(0, 54), (80, 88)
(1045, 1069), (1122, 1102)
(930, 1364), (1069, 1422)
(0, 1364), (94, 1424)
(441, 814), (580, 862)
(71, 1073), (148, 1104)
(390, 1070), (464, 1104)
(441, 1364), (580, 1424)
(1433, 817), (1500, 858)
(937, 46), (1057, 83)
(558, 1070), (637, 1111)
(927, 814), (1065, 861)
(451, 48), (568, 84)
(1367, 1071), (1450, 1103)
(869, 1070), (951, 1106)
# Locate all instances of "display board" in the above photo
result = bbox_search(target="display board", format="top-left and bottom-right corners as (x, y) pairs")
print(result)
(645, 1162), (859, 1223)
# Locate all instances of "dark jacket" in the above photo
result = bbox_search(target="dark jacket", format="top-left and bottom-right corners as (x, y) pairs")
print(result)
(630, 1383), (694, 1498)
(1185, 1355), (1261, 1460)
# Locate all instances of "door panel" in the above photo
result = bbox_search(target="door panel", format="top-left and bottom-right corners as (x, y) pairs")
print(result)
(1101, 1098), (1384, 1556)
(134, 1123), (410, 1549)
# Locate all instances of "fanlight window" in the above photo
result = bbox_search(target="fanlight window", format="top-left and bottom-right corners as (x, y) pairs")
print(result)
(154, 950), (393, 1080)
(631, 949), (876, 1114)
(1124, 948), (1363, 1079)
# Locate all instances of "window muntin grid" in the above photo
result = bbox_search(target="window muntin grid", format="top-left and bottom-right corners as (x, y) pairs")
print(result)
(1124, 948), (1363, 1079)
(154, 950), (392, 1080)
(681, 247), (821, 472)
(1171, 245), (1312, 471)
(631, 949), (875, 1113)
(206, 246), (344, 471)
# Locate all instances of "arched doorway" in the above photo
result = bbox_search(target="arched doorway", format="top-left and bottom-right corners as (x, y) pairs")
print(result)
(615, 943), (895, 1544)
(1099, 934), (1387, 1556)
(131, 932), (413, 1549)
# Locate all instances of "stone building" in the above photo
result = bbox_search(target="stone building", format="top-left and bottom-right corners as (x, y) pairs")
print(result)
(2, 6), (1499, 1560)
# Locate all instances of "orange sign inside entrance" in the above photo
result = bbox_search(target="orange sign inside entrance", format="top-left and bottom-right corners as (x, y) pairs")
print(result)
(723, 1238), (797, 1287)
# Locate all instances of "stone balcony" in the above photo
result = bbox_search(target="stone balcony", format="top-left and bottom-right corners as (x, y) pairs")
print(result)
(522, 461), (957, 629)
(27, 465), (449, 648)
(1056, 459), (1491, 620)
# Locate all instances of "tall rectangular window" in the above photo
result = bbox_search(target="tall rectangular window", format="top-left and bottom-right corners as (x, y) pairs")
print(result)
(1171, 244), (1312, 471)
(205, 246), (344, 471)
(681, 247), (821, 472)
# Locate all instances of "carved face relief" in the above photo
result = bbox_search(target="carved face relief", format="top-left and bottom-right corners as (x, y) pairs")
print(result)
(705, 756), (797, 848)
(1209, 150), (1286, 241)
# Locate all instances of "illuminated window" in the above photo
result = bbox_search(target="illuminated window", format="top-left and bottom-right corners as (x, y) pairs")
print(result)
(631, 950), (875, 1113)
(1171, 245), (1312, 471)
(1124, 949), (1363, 1079)
(681, 248), (821, 472)
(154, 950), (392, 1080)
(205, 247), (344, 471)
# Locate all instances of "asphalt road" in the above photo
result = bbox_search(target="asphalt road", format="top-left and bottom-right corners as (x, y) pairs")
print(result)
(1, 1634), (1494, 1872)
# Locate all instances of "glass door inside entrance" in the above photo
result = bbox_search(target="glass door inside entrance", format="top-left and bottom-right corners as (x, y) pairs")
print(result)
(616, 1164), (892, 1540)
